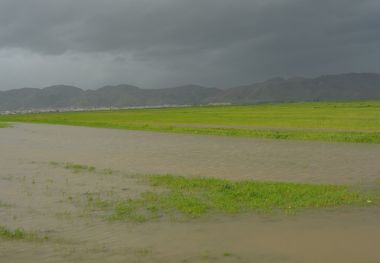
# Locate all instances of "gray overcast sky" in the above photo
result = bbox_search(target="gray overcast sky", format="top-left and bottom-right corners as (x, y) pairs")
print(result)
(0, 0), (379, 90)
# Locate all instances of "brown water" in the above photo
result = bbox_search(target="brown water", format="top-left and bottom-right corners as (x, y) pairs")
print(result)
(1, 123), (380, 262)
(3, 123), (380, 184)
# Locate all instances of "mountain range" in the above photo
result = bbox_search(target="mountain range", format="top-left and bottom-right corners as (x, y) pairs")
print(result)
(1, 73), (380, 111)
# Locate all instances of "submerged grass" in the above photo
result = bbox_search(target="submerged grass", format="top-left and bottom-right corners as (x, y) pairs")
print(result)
(49, 161), (117, 176)
(63, 163), (96, 173)
(0, 226), (39, 240)
(0, 201), (11, 208)
(107, 175), (378, 222)
(1, 100), (380, 143)
(50, 161), (96, 173)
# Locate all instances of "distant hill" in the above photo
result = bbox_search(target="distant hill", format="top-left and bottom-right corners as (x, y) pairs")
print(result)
(75, 84), (221, 107)
(0, 84), (221, 111)
(0, 85), (83, 110)
(1, 73), (380, 111)
(210, 73), (380, 103)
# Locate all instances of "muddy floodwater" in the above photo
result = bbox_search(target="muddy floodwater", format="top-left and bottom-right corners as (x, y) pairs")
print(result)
(1, 123), (380, 262)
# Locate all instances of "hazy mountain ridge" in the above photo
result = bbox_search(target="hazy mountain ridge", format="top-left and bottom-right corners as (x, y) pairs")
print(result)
(210, 73), (380, 103)
(0, 84), (222, 111)
(1, 73), (380, 111)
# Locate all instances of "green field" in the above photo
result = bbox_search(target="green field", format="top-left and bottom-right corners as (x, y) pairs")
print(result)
(1, 100), (380, 143)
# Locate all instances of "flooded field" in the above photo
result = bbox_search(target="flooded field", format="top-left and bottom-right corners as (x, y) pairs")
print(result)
(1, 123), (380, 262)
(3, 123), (380, 184)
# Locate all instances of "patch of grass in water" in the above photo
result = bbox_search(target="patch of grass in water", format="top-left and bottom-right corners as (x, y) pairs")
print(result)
(49, 161), (60, 166)
(0, 201), (11, 208)
(0, 123), (9, 128)
(103, 168), (114, 175)
(49, 161), (96, 173)
(108, 175), (378, 222)
(63, 163), (96, 173)
(85, 192), (114, 210)
(0, 225), (42, 241)
(50, 161), (117, 177)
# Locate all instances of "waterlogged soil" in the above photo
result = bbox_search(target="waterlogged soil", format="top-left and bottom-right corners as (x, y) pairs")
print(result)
(0, 123), (380, 263)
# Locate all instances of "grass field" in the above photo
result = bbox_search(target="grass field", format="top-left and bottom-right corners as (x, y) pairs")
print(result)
(1, 100), (380, 143)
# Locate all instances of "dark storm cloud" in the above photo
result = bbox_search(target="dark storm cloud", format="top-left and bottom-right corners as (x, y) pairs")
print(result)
(0, 0), (379, 90)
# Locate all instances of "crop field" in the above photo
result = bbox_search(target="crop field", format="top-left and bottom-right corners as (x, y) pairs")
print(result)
(1, 100), (380, 143)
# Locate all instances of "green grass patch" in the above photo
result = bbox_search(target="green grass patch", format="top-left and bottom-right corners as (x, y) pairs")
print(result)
(1, 100), (380, 143)
(107, 175), (378, 222)
(0, 226), (39, 240)
(0, 123), (10, 128)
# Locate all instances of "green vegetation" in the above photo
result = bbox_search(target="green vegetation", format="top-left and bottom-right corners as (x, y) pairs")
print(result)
(0, 226), (38, 240)
(1, 100), (380, 143)
(0, 123), (9, 128)
(104, 175), (377, 222)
